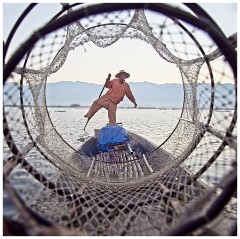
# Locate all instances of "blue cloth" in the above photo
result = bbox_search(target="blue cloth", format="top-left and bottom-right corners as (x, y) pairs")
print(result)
(97, 126), (129, 152)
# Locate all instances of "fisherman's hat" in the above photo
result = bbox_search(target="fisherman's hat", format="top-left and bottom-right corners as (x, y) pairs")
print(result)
(115, 70), (130, 79)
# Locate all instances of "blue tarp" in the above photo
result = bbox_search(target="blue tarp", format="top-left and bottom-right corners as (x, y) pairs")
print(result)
(97, 126), (129, 152)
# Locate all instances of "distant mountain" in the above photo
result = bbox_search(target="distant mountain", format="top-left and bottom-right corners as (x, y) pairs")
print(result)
(44, 81), (184, 108)
(3, 81), (235, 109)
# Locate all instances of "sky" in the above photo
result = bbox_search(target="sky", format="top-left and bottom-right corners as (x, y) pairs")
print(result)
(2, 2), (238, 85)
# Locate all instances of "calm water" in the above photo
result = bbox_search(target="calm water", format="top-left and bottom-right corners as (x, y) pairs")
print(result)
(3, 107), (236, 218)
(48, 107), (182, 149)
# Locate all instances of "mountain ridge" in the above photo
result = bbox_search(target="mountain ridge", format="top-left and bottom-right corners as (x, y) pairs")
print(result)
(3, 81), (235, 109)
(46, 81), (184, 108)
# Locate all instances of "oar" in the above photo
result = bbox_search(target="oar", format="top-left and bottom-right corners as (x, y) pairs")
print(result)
(99, 73), (111, 97)
(84, 73), (111, 130)
(83, 119), (90, 131)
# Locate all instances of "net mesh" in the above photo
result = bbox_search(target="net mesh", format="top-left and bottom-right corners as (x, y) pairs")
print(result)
(3, 4), (237, 236)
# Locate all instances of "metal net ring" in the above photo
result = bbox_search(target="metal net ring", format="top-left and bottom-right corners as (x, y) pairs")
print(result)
(3, 3), (237, 236)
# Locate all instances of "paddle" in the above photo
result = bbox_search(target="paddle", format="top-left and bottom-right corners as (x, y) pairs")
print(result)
(83, 73), (111, 130)
(99, 73), (111, 97)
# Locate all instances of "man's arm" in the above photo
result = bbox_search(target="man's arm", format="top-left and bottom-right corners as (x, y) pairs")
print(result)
(105, 80), (111, 88)
(126, 84), (137, 107)
(106, 78), (114, 88)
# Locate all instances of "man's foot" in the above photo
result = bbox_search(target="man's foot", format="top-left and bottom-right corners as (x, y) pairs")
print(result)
(84, 114), (88, 118)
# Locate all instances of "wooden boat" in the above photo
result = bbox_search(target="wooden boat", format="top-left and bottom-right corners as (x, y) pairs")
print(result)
(72, 127), (175, 183)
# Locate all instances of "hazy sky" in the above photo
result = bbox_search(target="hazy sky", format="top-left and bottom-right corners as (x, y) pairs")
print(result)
(3, 2), (237, 84)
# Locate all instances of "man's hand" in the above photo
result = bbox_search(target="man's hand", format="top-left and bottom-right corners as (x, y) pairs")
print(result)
(106, 73), (111, 83)
(134, 103), (137, 108)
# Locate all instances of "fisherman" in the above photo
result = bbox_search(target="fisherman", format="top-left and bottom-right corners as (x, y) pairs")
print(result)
(84, 70), (137, 126)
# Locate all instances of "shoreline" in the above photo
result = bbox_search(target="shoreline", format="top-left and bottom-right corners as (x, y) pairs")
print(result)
(4, 105), (234, 111)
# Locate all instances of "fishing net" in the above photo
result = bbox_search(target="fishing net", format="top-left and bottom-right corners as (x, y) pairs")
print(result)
(3, 3), (237, 236)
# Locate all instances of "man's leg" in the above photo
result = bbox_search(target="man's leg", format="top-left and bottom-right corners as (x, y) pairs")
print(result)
(84, 100), (102, 120)
(107, 101), (117, 125)
(84, 96), (109, 120)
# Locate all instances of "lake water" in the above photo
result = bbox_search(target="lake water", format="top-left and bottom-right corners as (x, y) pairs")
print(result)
(3, 107), (236, 218)
(48, 107), (182, 149)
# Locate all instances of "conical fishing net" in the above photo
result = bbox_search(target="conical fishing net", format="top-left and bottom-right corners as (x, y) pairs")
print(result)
(3, 3), (237, 236)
